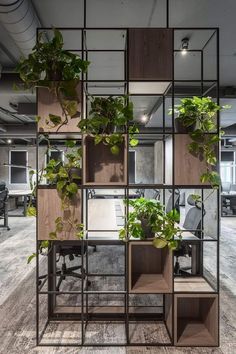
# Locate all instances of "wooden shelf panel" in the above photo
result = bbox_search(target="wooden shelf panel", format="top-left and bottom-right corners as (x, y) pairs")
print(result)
(174, 277), (215, 292)
(37, 84), (81, 133)
(128, 28), (173, 80)
(37, 188), (81, 240)
(165, 134), (217, 185)
(129, 242), (173, 293)
(176, 320), (216, 346)
(83, 135), (127, 185)
(130, 274), (170, 293)
(174, 294), (218, 346)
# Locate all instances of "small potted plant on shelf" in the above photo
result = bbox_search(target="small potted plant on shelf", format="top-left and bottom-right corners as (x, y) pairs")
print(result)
(16, 28), (90, 131)
(78, 95), (139, 155)
(169, 96), (230, 186)
(119, 197), (182, 250)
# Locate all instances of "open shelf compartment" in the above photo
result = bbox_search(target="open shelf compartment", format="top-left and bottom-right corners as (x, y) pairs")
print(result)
(129, 242), (173, 293)
(174, 294), (218, 346)
(83, 135), (127, 185)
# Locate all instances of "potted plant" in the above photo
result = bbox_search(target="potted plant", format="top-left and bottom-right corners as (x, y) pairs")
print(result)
(78, 95), (139, 155)
(169, 96), (230, 186)
(119, 197), (182, 250)
(16, 28), (90, 131)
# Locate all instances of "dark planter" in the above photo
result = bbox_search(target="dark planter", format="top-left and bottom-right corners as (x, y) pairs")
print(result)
(140, 217), (155, 239)
(175, 118), (196, 133)
(69, 167), (82, 185)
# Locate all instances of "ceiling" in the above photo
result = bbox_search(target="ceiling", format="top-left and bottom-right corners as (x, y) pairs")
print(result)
(0, 0), (235, 138)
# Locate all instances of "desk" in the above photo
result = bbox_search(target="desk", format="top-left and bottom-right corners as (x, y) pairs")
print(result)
(91, 189), (140, 199)
(8, 190), (32, 217)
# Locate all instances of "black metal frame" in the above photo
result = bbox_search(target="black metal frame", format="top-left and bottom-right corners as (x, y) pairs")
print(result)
(35, 6), (220, 347)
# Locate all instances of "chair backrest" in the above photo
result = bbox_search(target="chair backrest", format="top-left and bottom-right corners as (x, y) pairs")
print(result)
(0, 181), (6, 191)
(222, 182), (231, 193)
(166, 190), (180, 214)
(0, 189), (8, 213)
(183, 195), (205, 236)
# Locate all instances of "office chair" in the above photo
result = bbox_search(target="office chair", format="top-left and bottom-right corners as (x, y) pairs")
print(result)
(0, 182), (10, 231)
(174, 194), (205, 276)
(38, 244), (92, 291)
(166, 189), (180, 214)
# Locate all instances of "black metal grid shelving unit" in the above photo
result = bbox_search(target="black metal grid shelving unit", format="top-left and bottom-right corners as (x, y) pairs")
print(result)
(35, 2), (220, 347)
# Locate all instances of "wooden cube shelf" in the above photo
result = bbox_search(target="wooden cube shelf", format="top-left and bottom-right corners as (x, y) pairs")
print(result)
(83, 135), (127, 185)
(129, 242), (173, 293)
(165, 134), (217, 185)
(37, 84), (81, 133)
(174, 277), (215, 293)
(174, 294), (218, 346)
(128, 28), (173, 80)
(37, 187), (82, 240)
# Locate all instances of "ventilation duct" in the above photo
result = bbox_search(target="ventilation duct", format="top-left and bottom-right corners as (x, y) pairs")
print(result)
(0, 0), (40, 57)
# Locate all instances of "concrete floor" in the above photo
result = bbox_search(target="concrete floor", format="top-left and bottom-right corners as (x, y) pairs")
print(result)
(0, 212), (235, 353)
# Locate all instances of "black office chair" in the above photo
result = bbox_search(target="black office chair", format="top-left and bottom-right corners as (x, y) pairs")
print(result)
(38, 244), (91, 291)
(0, 182), (10, 231)
(174, 195), (205, 276)
(166, 189), (180, 214)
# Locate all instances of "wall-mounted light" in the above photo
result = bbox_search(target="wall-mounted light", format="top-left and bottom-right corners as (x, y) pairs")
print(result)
(181, 37), (189, 55)
(7, 139), (12, 144)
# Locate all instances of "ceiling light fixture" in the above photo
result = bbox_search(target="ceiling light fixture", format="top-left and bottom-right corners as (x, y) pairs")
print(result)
(7, 139), (12, 144)
(181, 37), (189, 55)
(141, 114), (148, 123)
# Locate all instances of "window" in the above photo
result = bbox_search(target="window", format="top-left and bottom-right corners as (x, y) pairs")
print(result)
(46, 149), (64, 164)
(9, 150), (27, 184)
(220, 151), (235, 184)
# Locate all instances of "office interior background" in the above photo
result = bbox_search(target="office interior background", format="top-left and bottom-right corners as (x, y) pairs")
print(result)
(0, 0), (235, 353)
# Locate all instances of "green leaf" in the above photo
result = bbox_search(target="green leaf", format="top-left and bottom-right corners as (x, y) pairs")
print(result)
(48, 114), (62, 126)
(66, 182), (78, 195)
(65, 140), (76, 148)
(27, 253), (36, 264)
(111, 145), (120, 155)
(27, 206), (37, 217)
(49, 232), (57, 239)
(129, 138), (139, 147)
(153, 238), (168, 249)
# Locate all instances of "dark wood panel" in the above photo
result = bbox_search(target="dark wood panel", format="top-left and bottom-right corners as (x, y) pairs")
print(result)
(37, 188), (81, 240)
(173, 134), (217, 185)
(129, 28), (173, 80)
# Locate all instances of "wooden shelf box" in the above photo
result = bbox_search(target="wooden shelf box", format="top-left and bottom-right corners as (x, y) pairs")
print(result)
(37, 84), (81, 133)
(128, 28), (173, 80)
(129, 242), (173, 293)
(165, 134), (217, 185)
(37, 187), (82, 240)
(174, 294), (218, 346)
(83, 135), (127, 185)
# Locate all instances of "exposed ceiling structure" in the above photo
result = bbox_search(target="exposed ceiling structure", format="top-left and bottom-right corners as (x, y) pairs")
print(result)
(0, 0), (235, 143)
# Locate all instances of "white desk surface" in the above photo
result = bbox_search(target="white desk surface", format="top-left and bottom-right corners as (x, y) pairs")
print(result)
(8, 190), (32, 196)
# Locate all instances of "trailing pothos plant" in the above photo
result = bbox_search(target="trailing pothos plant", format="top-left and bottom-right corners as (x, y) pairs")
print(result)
(16, 28), (89, 131)
(119, 198), (182, 250)
(78, 96), (139, 154)
(43, 139), (84, 240)
(27, 139), (84, 263)
(169, 96), (230, 186)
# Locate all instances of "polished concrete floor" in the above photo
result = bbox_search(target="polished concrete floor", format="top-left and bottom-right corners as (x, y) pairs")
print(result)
(0, 214), (235, 353)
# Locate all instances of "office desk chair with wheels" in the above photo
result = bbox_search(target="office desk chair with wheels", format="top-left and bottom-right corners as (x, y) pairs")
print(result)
(174, 194), (205, 276)
(0, 182), (10, 231)
(38, 244), (93, 291)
